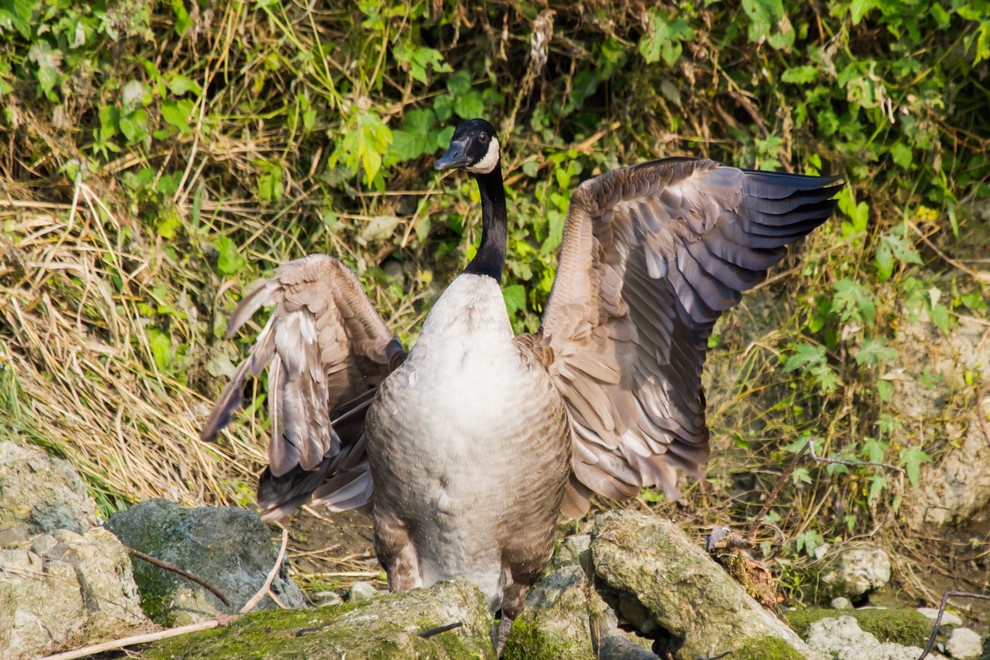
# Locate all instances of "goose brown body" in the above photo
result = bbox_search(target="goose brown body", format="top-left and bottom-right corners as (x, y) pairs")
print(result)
(201, 117), (842, 635)
(366, 274), (569, 616)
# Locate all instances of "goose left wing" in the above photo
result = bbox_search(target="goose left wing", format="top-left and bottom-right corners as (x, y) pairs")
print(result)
(201, 254), (405, 519)
(530, 157), (841, 517)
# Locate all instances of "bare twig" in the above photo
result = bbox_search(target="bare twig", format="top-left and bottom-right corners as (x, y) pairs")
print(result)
(240, 527), (290, 614)
(41, 529), (292, 659)
(908, 222), (985, 281)
(747, 438), (907, 547)
(127, 548), (231, 607)
(807, 439), (906, 474)
(918, 591), (990, 660)
(39, 617), (236, 660)
(418, 621), (464, 639)
(747, 443), (806, 546)
(976, 382), (990, 450)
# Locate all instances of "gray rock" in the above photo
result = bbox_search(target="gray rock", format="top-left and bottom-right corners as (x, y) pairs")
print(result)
(549, 533), (591, 572)
(0, 441), (98, 539)
(806, 616), (933, 660)
(0, 528), (151, 659)
(503, 563), (611, 659)
(598, 633), (659, 659)
(816, 542), (892, 600)
(832, 596), (854, 609)
(48, 528), (149, 637)
(590, 511), (823, 659)
(311, 590), (344, 607)
(894, 314), (990, 527)
(348, 581), (379, 602)
(141, 577), (497, 659)
(0, 548), (85, 658)
(917, 607), (963, 627)
(947, 627), (982, 659)
(105, 499), (306, 626)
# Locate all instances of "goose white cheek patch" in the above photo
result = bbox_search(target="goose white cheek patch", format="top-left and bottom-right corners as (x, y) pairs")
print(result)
(467, 137), (500, 174)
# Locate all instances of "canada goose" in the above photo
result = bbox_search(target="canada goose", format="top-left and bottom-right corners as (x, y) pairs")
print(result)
(201, 117), (841, 643)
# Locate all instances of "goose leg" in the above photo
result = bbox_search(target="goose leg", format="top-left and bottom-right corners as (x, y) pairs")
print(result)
(496, 582), (528, 653)
(373, 510), (421, 591)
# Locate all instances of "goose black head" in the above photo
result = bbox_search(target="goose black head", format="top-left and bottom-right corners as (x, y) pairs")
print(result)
(434, 118), (500, 174)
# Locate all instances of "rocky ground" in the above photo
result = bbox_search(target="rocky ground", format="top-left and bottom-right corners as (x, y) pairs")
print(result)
(2, 438), (989, 659)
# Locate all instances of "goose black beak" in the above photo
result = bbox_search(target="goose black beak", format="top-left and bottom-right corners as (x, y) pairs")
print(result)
(434, 143), (471, 171)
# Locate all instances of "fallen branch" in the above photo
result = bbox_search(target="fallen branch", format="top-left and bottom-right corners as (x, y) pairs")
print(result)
(917, 590), (990, 660)
(240, 527), (290, 613)
(41, 528), (292, 659)
(127, 547), (231, 607)
(747, 438), (906, 547)
(806, 439), (905, 474)
(976, 382), (990, 450)
(747, 444), (806, 546)
(40, 617), (234, 660)
(418, 621), (464, 639)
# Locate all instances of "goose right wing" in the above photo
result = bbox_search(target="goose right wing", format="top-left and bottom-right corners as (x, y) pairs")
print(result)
(201, 254), (405, 520)
(534, 158), (841, 517)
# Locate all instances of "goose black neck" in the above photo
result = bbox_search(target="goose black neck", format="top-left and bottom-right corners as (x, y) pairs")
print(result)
(464, 167), (507, 282)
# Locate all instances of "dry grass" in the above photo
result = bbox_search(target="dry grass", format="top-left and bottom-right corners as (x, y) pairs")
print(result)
(1, 185), (264, 509)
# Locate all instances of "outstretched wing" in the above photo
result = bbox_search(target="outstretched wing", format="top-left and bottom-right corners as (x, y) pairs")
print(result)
(201, 254), (405, 520)
(534, 157), (841, 517)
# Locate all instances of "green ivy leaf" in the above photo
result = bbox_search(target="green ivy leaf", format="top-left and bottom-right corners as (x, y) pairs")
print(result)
(118, 109), (148, 144)
(833, 278), (876, 325)
(161, 99), (194, 134)
(837, 187), (869, 243)
(214, 235), (245, 276)
(742, 0), (791, 49)
(875, 226), (921, 281)
(868, 474), (887, 501)
(861, 437), (889, 463)
(876, 379), (893, 402)
(781, 66), (818, 84)
(386, 108), (436, 165)
(849, 0), (879, 25)
(889, 142), (912, 169)
(446, 70), (472, 96)
(855, 338), (898, 366)
(2, 0), (35, 39)
(396, 46), (451, 85)
(27, 41), (62, 95)
(148, 328), (174, 371)
(638, 8), (695, 65)
(783, 343), (826, 373)
(503, 284), (526, 317)
(256, 161), (284, 203)
(331, 110), (391, 186)
(453, 92), (484, 120)
(166, 74), (202, 97)
(899, 446), (931, 486)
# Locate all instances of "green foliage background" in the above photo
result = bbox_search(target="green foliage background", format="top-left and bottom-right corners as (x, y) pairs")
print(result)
(1, 0), (988, 599)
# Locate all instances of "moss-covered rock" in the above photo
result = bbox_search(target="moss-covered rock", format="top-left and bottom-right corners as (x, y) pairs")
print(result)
(105, 499), (305, 626)
(590, 511), (824, 659)
(143, 577), (496, 659)
(785, 607), (932, 647)
(801, 542), (892, 603)
(0, 441), (98, 537)
(733, 636), (807, 660)
(502, 564), (609, 660)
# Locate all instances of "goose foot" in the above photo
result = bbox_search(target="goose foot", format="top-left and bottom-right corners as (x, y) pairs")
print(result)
(496, 615), (514, 655)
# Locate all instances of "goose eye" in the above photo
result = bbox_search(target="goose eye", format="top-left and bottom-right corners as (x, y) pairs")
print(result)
(478, 132), (489, 143)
